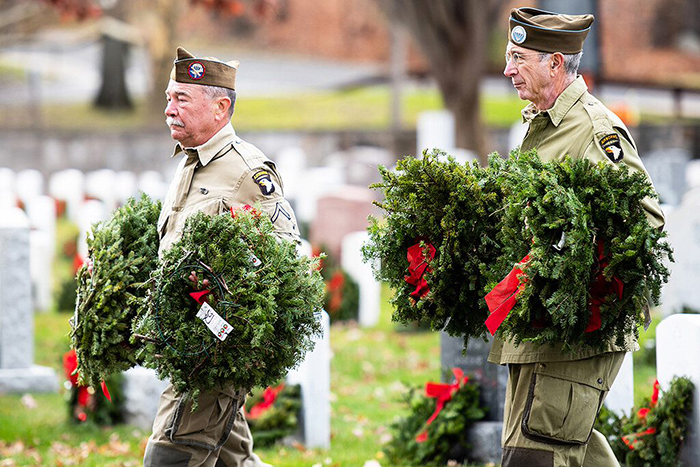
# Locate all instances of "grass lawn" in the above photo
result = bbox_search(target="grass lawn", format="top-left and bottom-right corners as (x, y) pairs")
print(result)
(0, 285), (453, 466)
(5, 85), (525, 133)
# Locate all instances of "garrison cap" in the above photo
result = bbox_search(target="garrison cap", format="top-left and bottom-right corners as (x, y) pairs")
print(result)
(509, 7), (594, 54)
(170, 46), (239, 90)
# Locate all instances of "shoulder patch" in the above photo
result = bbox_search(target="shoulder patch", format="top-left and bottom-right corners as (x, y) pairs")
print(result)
(252, 169), (276, 196)
(599, 133), (624, 163)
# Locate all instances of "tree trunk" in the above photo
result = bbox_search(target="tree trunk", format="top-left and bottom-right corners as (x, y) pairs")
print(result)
(143, 0), (184, 121)
(374, 0), (505, 165)
(94, 33), (133, 110)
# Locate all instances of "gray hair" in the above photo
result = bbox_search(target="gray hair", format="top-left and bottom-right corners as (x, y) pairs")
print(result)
(202, 85), (237, 118)
(539, 51), (583, 76)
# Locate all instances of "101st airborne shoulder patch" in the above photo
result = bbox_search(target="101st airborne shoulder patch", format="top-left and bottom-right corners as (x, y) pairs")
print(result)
(599, 133), (624, 163)
(252, 169), (276, 195)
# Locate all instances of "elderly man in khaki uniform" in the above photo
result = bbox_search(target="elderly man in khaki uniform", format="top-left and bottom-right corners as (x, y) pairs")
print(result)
(489, 8), (665, 467)
(143, 46), (299, 467)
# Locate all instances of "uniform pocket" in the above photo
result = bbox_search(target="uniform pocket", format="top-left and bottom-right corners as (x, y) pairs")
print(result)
(521, 358), (612, 445)
(168, 391), (238, 451)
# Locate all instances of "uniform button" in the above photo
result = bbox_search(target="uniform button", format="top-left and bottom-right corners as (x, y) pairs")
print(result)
(200, 187), (209, 195)
(597, 378), (603, 384)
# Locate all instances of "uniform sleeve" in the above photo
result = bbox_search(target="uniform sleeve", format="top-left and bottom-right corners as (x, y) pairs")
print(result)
(582, 134), (665, 230)
(229, 163), (301, 245)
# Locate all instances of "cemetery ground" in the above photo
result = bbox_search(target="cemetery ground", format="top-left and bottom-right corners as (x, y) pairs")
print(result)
(0, 282), (661, 466)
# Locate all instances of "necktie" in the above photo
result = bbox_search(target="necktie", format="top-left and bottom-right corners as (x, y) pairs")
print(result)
(173, 150), (199, 211)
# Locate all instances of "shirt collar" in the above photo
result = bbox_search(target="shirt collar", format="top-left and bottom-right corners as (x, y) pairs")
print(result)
(520, 75), (588, 126)
(170, 123), (237, 166)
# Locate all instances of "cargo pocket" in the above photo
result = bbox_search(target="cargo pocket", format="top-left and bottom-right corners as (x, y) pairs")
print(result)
(167, 391), (239, 451)
(521, 359), (611, 445)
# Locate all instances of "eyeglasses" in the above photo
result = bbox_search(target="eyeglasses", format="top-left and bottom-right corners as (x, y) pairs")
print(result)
(504, 51), (540, 66)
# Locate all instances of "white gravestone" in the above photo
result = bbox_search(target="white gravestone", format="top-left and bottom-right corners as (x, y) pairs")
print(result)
(286, 310), (331, 449)
(49, 169), (85, 223)
(77, 200), (109, 260)
(0, 168), (15, 209)
(0, 208), (58, 393)
(294, 167), (345, 224)
(643, 148), (689, 206)
(86, 169), (118, 212)
(341, 231), (380, 328)
(417, 110), (455, 156)
(122, 366), (170, 430)
(15, 169), (43, 207)
(29, 230), (53, 313)
(604, 352), (634, 417)
(417, 110), (475, 162)
(115, 171), (138, 205)
(656, 314), (700, 465)
(274, 147), (307, 202)
(138, 171), (167, 202)
(662, 195), (700, 315)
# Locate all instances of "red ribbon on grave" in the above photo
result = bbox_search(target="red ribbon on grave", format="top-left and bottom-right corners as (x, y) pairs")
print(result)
(484, 255), (530, 335)
(405, 242), (436, 300)
(415, 368), (469, 443)
(622, 379), (661, 450)
(585, 241), (623, 333)
(62, 349), (111, 422)
(189, 290), (211, 305)
(247, 384), (285, 420)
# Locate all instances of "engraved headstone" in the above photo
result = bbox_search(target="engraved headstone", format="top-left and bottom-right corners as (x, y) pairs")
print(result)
(122, 366), (170, 430)
(662, 195), (700, 315)
(656, 313), (700, 466)
(604, 352), (634, 416)
(441, 333), (507, 463)
(0, 207), (58, 393)
(341, 231), (380, 328)
(286, 310), (331, 449)
(310, 185), (375, 260)
(643, 148), (690, 206)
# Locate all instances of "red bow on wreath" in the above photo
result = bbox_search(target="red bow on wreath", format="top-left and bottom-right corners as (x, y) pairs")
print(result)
(483, 240), (624, 335)
(622, 379), (660, 450)
(247, 384), (285, 420)
(405, 241), (436, 300)
(415, 368), (469, 443)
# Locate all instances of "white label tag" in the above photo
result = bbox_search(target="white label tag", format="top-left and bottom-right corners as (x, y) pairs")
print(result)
(196, 302), (233, 342)
(249, 252), (262, 267)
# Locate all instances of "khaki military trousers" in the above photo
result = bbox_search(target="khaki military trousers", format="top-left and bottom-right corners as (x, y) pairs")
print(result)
(143, 383), (271, 467)
(500, 352), (625, 467)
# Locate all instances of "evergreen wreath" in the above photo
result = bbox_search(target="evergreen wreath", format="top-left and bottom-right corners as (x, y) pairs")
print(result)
(363, 150), (504, 346)
(133, 206), (324, 404)
(596, 376), (694, 466)
(382, 369), (486, 466)
(70, 194), (161, 386)
(364, 149), (672, 351)
(488, 151), (672, 350)
(245, 383), (302, 447)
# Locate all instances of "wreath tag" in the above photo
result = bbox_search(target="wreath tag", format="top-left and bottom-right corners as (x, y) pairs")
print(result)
(196, 302), (233, 341)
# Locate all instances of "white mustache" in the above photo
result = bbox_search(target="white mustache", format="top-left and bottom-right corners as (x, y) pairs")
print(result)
(166, 117), (185, 128)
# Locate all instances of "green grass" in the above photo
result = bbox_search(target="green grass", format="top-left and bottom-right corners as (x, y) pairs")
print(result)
(0, 284), (448, 466)
(4, 85), (525, 132)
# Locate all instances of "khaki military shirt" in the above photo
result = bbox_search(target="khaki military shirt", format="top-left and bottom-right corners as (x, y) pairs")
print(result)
(157, 123), (300, 256)
(488, 76), (664, 365)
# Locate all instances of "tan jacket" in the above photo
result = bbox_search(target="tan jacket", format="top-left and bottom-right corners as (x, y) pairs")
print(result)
(157, 123), (300, 256)
(488, 76), (664, 365)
